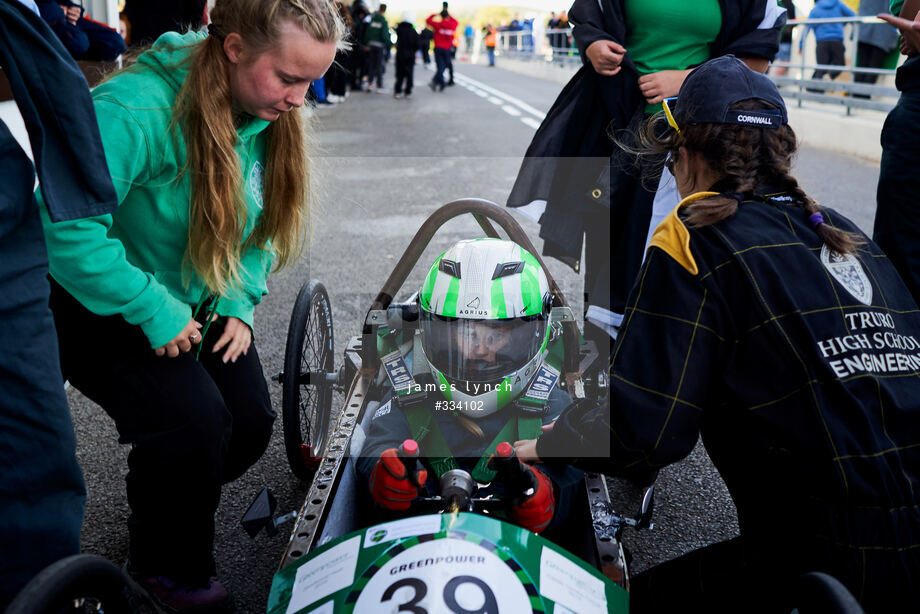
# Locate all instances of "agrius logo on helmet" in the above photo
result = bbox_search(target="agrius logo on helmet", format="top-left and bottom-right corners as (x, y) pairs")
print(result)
(460, 296), (488, 316)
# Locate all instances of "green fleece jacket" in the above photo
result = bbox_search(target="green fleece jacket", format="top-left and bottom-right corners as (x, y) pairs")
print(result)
(363, 12), (390, 46)
(39, 30), (274, 348)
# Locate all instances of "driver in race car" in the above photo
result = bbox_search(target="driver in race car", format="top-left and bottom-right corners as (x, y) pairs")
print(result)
(355, 239), (582, 534)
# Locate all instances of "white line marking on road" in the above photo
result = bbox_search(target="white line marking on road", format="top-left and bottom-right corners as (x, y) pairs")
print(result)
(453, 72), (547, 120)
(424, 65), (546, 129)
(521, 117), (542, 129)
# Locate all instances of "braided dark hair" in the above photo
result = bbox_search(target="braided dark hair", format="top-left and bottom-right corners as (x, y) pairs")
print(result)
(636, 100), (863, 255)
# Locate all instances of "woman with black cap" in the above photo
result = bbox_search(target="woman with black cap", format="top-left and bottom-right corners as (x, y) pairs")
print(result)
(515, 56), (920, 613)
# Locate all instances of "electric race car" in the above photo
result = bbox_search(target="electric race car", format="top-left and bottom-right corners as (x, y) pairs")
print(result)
(6, 201), (866, 614)
(262, 199), (638, 614)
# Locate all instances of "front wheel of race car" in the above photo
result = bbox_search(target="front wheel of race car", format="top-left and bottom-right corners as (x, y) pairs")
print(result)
(6, 554), (136, 614)
(282, 279), (335, 482)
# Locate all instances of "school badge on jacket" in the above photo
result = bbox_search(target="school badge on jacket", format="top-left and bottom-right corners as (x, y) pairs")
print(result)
(821, 245), (872, 306)
(249, 161), (264, 209)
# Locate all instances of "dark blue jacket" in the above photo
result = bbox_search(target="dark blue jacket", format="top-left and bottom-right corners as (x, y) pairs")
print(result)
(805, 0), (856, 42)
(36, 0), (125, 61)
(0, 0), (116, 604)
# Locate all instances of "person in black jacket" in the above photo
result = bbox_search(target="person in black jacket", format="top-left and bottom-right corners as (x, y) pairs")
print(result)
(393, 11), (419, 98)
(873, 3), (920, 305)
(326, 0), (354, 99)
(349, 0), (369, 90)
(418, 23), (433, 64)
(0, 1), (117, 605)
(515, 56), (920, 614)
(507, 0), (786, 372)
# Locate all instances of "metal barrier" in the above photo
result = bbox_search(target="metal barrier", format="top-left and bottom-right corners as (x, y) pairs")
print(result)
(491, 27), (581, 69)
(773, 16), (901, 114)
(481, 16), (903, 114)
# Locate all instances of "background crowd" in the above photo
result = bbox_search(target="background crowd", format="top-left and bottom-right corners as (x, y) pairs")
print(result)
(34, 1), (903, 106)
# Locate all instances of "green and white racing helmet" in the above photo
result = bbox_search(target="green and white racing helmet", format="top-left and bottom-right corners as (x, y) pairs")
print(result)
(418, 239), (552, 418)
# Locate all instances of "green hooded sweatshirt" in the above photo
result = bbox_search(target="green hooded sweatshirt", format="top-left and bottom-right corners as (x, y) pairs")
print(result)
(363, 11), (390, 46)
(39, 30), (274, 348)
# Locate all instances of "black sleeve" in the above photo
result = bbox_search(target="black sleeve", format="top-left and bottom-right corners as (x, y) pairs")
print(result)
(0, 1), (117, 221)
(568, 0), (625, 59)
(537, 398), (616, 474)
(37, 3), (89, 58)
(537, 248), (730, 477)
(537, 460), (584, 531)
(716, 0), (786, 61)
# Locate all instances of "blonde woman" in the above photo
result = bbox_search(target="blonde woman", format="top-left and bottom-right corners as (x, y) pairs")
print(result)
(38, 0), (343, 610)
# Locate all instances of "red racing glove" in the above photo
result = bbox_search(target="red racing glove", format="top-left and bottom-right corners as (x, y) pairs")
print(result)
(369, 448), (428, 511)
(509, 465), (556, 534)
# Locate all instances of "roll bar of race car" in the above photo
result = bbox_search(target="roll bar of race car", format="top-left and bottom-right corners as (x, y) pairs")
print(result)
(361, 199), (582, 384)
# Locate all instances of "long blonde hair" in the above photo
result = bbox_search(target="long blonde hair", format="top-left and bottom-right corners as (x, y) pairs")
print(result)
(175, 0), (345, 294)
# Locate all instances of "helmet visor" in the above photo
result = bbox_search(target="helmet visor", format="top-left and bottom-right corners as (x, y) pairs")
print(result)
(421, 313), (547, 385)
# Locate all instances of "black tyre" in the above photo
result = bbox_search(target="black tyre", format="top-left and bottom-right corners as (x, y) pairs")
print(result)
(794, 572), (865, 614)
(6, 554), (135, 614)
(282, 279), (335, 481)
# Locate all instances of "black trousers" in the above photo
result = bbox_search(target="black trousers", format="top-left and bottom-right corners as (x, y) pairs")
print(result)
(630, 532), (919, 613)
(350, 45), (366, 89)
(49, 281), (275, 583)
(853, 42), (888, 98)
(854, 42), (887, 84)
(395, 57), (414, 94)
(0, 169), (85, 606)
(812, 39), (846, 81)
(365, 45), (384, 88)
(630, 537), (787, 614)
(327, 49), (350, 96)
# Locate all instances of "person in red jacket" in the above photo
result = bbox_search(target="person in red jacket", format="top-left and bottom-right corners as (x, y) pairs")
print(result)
(425, 2), (457, 91)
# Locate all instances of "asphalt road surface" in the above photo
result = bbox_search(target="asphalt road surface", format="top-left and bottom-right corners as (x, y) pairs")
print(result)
(68, 57), (882, 612)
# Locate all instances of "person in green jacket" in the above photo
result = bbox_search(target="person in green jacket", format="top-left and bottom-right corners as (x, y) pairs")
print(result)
(38, 0), (343, 610)
(362, 2), (388, 90)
